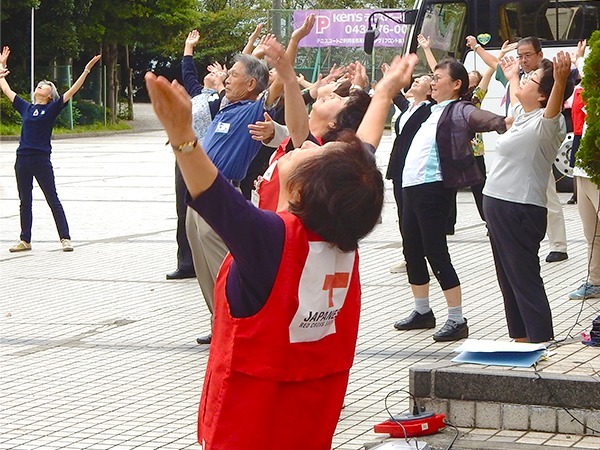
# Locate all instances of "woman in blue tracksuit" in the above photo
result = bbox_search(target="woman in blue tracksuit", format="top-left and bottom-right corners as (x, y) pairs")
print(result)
(0, 47), (100, 253)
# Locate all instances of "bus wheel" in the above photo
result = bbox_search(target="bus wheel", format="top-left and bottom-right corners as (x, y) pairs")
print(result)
(554, 132), (574, 193)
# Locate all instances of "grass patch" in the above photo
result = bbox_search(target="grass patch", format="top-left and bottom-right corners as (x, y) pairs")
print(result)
(0, 122), (132, 136)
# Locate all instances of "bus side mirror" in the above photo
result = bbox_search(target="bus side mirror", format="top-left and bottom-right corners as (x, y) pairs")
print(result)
(363, 9), (418, 54)
(364, 28), (380, 55)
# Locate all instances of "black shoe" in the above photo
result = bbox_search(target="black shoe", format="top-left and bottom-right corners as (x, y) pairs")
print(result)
(545, 251), (568, 263)
(394, 310), (436, 330)
(166, 269), (196, 280)
(196, 334), (212, 345)
(433, 318), (469, 342)
(567, 196), (577, 205)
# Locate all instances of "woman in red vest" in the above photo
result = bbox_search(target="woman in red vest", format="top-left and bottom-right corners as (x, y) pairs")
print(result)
(145, 39), (416, 449)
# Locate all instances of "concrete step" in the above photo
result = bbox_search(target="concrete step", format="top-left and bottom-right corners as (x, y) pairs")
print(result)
(409, 360), (600, 436)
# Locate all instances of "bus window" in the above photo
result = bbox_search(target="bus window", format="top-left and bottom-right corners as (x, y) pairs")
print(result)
(499, 1), (600, 43)
(415, 1), (467, 72)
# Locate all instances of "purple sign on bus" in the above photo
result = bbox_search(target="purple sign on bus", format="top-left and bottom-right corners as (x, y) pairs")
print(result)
(294, 10), (408, 48)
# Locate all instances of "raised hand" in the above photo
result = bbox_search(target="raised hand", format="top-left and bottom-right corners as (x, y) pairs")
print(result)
(186, 30), (200, 48)
(261, 35), (295, 83)
(322, 63), (345, 84)
(375, 54), (419, 98)
(348, 61), (368, 89)
(0, 46), (10, 68)
(417, 34), (431, 49)
(499, 56), (520, 81)
(498, 40), (518, 58)
(291, 13), (316, 42)
(553, 51), (572, 84)
(575, 39), (587, 60)
(85, 55), (102, 72)
(252, 33), (276, 59)
(465, 35), (478, 50)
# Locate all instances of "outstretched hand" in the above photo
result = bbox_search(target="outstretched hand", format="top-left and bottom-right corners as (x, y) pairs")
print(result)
(499, 40), (518, 58)
(553, 51), (572, 84)
(0, 46), (10, 67)
(499, 56), (520, 81)
(248, 112), (275, 142)
(145, 72), (193, 145)
(375, 54), (419, 98)
(417, 34), (431, 49)
(261, 35), (296, 82)
(85, 55), (102, 72)
(347, 61), (369, 89)
(465, 35), (478, 50)
(186, 30), (200, 48)
(291, 13), (316, 42)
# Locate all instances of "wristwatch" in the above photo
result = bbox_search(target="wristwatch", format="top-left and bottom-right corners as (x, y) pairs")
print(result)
(171, 139), (198, 153)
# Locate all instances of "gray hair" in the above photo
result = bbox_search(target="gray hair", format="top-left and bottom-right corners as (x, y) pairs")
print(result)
(40, 80), (60, 101)
(233, 53), (269, 94)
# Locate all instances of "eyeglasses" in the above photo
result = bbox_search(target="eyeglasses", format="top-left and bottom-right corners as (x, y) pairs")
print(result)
(521, 75), (540, 86)
(517, 52), (538, 61)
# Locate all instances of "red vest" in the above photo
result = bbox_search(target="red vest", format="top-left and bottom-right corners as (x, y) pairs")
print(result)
(571, 86), (586, 136)
(253, 141), (287, 211)
(198, 212), (361, 450)
(254, 136), (323, 212)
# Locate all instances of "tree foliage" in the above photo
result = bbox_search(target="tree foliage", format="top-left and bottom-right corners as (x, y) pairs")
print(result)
(577, 29), (600, 186)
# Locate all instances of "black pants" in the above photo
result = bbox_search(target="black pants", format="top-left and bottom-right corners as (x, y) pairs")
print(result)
(392, 179), (404, 237)
(175, 163), (194, 273)
(483, 195), (553, 342)
(402, 182), (460, 290)
(447, 155), (486, 230)
(15, 154), (70, 242)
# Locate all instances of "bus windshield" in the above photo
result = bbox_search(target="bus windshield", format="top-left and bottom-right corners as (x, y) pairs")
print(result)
(410, 0), (599, 75)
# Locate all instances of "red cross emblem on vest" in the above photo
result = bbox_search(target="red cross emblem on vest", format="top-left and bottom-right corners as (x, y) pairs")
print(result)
(322, 272), (350, 308)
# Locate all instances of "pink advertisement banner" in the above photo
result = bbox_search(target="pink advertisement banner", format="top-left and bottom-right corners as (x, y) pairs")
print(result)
(293, 9), (408, 48)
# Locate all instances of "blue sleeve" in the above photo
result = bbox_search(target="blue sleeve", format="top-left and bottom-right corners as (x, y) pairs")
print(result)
(182, 56), (204, 98)
(188, 173), (285, 317)
(12, 95), (29, 116)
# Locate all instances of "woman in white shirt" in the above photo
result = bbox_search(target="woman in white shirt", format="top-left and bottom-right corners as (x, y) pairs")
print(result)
(483, 52), (573, 343)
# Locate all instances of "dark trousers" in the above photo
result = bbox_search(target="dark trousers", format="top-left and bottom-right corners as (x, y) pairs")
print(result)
(175, 163), (194, 273)
(392, 179), (404, 237)
(15, 154), (70, 242)
(402, 182), (460, 290)
(483, 195), (554, 342)
(447, 155), (486, 230)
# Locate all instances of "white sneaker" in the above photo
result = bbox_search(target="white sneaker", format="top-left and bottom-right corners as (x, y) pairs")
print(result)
(9, 240), (32, 253)
(390, 261), (406, 273)
(61, 239), (74, 252)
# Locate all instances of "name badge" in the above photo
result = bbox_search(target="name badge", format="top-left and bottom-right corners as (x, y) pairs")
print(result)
(215, 122), (230, 134)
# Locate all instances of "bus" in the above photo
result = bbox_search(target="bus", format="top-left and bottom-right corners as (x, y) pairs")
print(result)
(368, 0), (600, 189)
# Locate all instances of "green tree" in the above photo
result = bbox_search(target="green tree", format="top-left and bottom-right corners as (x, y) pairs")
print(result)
(76, 0), (201, 122)
(577, 30), (600, 185)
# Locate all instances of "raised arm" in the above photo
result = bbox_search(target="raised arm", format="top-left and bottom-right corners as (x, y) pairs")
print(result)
(356, 54), (418, 148)
(242, 23), (263, 55)
(263, 14), (316, 106)
(262, 35), (309, 148)
(0, 46), (16, 102)
(545, 51), (571, 119)
(63, 55), (101, 103)
(417, 35), (438, 71)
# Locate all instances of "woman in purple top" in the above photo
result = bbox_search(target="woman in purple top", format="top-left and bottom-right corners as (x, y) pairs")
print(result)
(0, 47), (100, 253)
